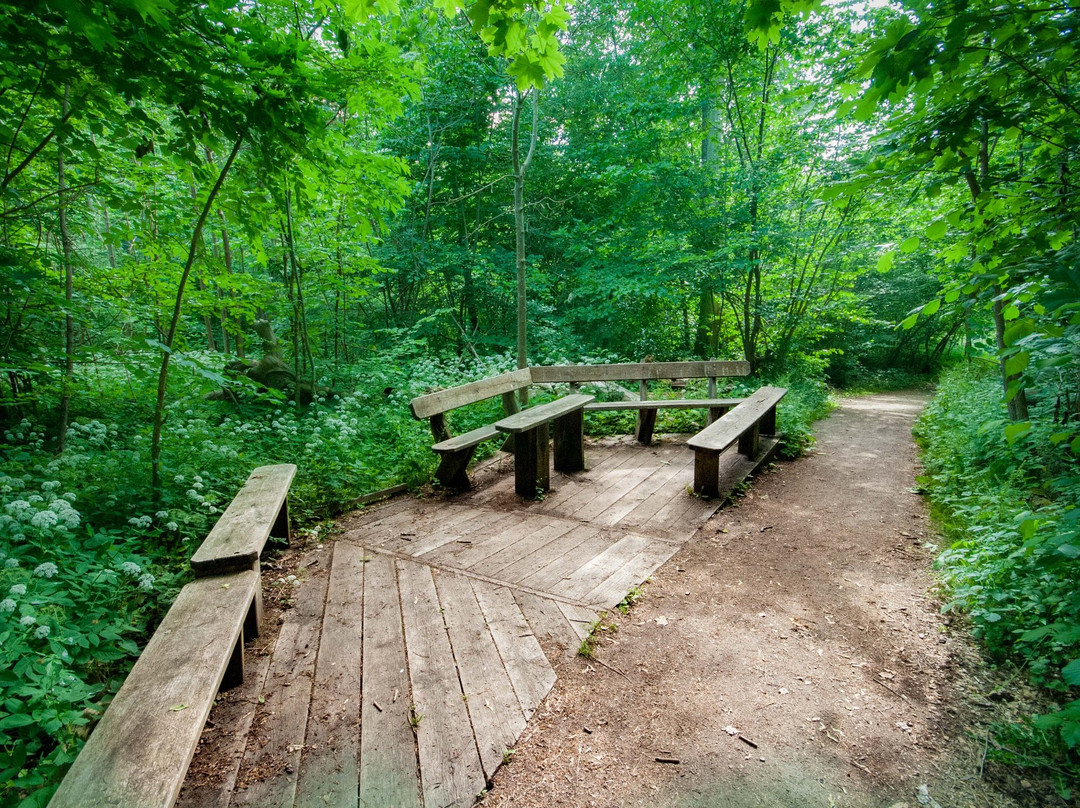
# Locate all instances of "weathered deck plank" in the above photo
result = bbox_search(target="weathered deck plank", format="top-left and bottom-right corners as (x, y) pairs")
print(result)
(359, 553), (422, 808)
(472, 581), (556, 721)
(230, 561), (330, 808)
(294, 542), (365, 808)
(436, 572), (527, 779)
(398, 560), (486, 808)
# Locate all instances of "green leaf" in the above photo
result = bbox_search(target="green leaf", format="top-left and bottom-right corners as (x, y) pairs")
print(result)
(1004, 421), (1031, 445)
(1004, 352), (1029, 377)
(1057, 544), (1080, 559)
(876, 252), (895, 272)
(1063, 660), (1080, 687)
(925, 219), (947, 240)
(922, 298), (940, 316)
(900, 313), (919, 330)
(0, 714), (34, 730)
(900, 236), (920, 253)
(1003, 319), (1034, 346)
(168, 704), (189, 711)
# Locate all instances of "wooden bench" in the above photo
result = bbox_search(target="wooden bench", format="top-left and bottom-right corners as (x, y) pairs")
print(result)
(190, 463), (295, 629)
(48, 570), (261, 808)
(687, 385), (787, 498)
(530, 361), (751, 444)
(50, 464), (298, 807)
(410, 368), (532, 490)
(494, 393), (594, 498)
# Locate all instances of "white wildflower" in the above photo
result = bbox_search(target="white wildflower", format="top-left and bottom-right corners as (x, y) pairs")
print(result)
(0, 599), (15, 613)
(166, 521), (178, 531)
(138, 574), (155, 592)
(120, 562), (141, 577)
(174, 474), (185, 484)
(155, 510), (169, 520)
(5, 558), (19, 568)
(9, 584), (26, 595)
(41, 481), (60, 491)
(34, 562), (58, 578)
(30, 510), (58, 530)
(19, 615), (34, 626)
(34, 625), (50, 639)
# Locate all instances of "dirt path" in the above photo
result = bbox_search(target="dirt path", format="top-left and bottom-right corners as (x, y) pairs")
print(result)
(479, 391), (1031, 808)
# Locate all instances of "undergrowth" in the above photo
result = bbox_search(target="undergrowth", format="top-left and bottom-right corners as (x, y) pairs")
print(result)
(915, 361), (1080, 791)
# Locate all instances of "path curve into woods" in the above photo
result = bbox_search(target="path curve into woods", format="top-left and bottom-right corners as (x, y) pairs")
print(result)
(479, 391), (1029, 808)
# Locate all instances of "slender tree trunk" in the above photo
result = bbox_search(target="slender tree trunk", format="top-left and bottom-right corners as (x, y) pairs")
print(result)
(57, 90), (74, 452)
(511, 88), (539, 403)
(151, 138), (242, 491)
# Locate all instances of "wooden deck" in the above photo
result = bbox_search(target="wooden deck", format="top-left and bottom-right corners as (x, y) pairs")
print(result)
(179, 436), (777, 808)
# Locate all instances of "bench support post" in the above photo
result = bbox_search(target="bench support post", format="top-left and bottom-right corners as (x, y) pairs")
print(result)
(514, 423), (550, 498)
(429, 413), (450, 443)
(222, 632), (246, 691)
(761, 404), (777, 435)
(738, 421), (760, 458)
(553, 408), (586, 472)
(501, 392), (520, 453)
(435, 448), (477, 491)
(694, 450), (720, 498)
(271, 498), (291, 544)
(635, 408), (658, 445)
(707, 405), (729, 425)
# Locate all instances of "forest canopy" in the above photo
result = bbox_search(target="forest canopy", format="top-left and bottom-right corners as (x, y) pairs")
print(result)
(0, 0), (1078, 802)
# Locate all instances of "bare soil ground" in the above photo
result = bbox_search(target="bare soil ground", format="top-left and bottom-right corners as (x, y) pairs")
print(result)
(477, 391), (1069, 808)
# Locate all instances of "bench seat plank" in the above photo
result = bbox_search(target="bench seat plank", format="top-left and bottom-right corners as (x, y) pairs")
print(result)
(493, 394), (595, 434)
(688, 386), (787, 453)
(432, 424), (501, 453)
(49, 571), (260, 808)
(191, 464), (296, 576)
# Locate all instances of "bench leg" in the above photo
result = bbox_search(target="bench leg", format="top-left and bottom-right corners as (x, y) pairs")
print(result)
(635, 408), (658, 445)
(738, 421), (760, 458)
(222, 633), (245, 691)
(761, 404), (777, 435)
(514, 424), (550, 498)
(694, 449), (720, 498)
(271, 498), (291, 545)
(707, 406), (729, 426)
(435, 447), (477, 490)
(553, 408), (586, 473)
(245, 579), (262, 640)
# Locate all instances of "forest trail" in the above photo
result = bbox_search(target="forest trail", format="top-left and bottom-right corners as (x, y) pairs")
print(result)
(479, 391), (1025, 808)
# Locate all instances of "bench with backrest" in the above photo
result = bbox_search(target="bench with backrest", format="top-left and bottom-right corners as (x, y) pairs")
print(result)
(49, 464), (297, 808)
(409, 368), (533, 491)
(530, 360), (751, 445)
(410, 368), (594, 496)
(687, 385), (787, 498)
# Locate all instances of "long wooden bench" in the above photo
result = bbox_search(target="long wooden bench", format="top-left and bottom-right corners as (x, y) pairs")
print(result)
(494, 393), (594, 498)
(410, 368), (532, 490)
(531, 361), (751, 444)
(190, 463), (295, 629)
(687, 385), (786, 498)
(50, 464), (298, 808)
(48, 570), (260, 808)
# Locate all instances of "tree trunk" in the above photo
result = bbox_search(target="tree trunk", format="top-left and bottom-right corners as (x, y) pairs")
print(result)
(511, 88), (539, 405)
(57, 89), (74, 452)
(151, 138), (242, 491)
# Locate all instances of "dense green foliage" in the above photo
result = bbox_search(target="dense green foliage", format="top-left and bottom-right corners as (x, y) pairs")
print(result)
(0, 0), (1076, 801)
(917, 363), (1080, 788)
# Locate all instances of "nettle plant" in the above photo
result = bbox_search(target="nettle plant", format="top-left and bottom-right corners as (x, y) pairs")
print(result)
(0, 425), (181, 803)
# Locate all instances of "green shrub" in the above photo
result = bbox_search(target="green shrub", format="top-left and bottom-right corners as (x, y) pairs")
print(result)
(915, 361), (1080, 780)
